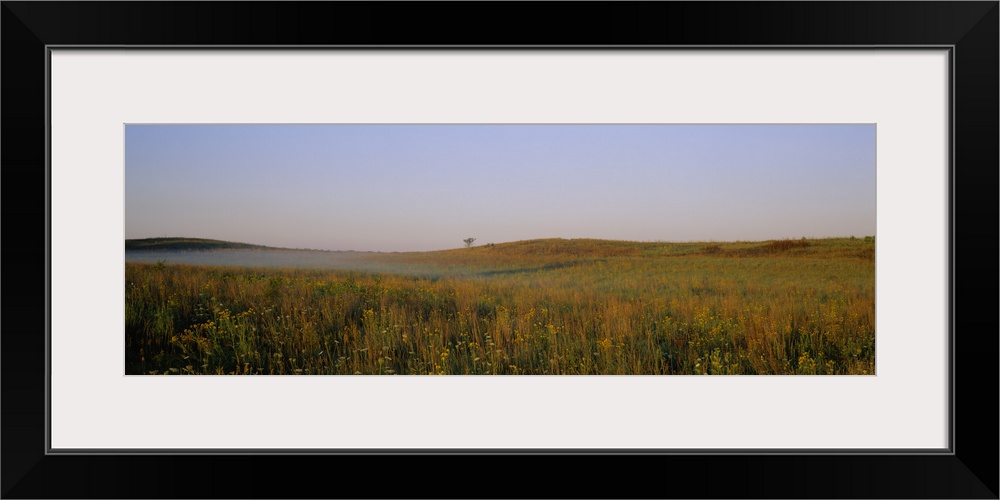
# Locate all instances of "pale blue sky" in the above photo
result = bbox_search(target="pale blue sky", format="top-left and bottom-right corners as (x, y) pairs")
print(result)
(125, 124), (876, 252)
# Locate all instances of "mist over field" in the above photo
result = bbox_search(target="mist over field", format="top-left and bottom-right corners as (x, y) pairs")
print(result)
(126, 249), (392, 272)
(123, 241), (565, 278)
(124, 247), (485, 280)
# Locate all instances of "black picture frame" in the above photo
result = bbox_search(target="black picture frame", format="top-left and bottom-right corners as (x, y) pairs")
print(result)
(3, 2), (996, 498)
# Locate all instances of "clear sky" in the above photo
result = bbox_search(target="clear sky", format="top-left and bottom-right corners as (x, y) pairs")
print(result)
(125, 124), (876, 252)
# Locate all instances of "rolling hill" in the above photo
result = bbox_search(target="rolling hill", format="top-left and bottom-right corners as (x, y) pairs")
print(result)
(125, 237), (272, 251)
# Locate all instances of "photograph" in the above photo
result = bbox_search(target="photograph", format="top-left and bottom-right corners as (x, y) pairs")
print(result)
(125, 123), (876, 376)
(5, 0), (995, 496)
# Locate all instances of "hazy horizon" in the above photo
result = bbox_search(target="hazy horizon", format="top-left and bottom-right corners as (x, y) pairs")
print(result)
(123, 234), (869, 253)
(125, 124), (876, 252)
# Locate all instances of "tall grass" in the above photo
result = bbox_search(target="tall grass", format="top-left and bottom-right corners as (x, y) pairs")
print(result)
(125, 238), (875, 375)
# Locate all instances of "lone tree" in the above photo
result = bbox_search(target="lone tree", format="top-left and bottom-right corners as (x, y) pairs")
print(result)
(463, 237), (476, 248)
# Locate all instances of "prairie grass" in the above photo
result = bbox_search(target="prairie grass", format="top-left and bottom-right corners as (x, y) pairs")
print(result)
(125, 237), (875, 375)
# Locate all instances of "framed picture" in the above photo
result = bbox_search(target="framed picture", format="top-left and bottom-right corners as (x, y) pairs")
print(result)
(3, 2), (996, 498)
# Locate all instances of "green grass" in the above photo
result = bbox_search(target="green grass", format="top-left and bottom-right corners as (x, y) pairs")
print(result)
(125, 237), (875, 375)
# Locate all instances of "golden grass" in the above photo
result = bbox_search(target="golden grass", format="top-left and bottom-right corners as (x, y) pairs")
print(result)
(125, 237), (875, 375)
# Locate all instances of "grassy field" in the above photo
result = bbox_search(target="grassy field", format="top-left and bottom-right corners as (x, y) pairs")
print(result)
(125, 237), (875, 375)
